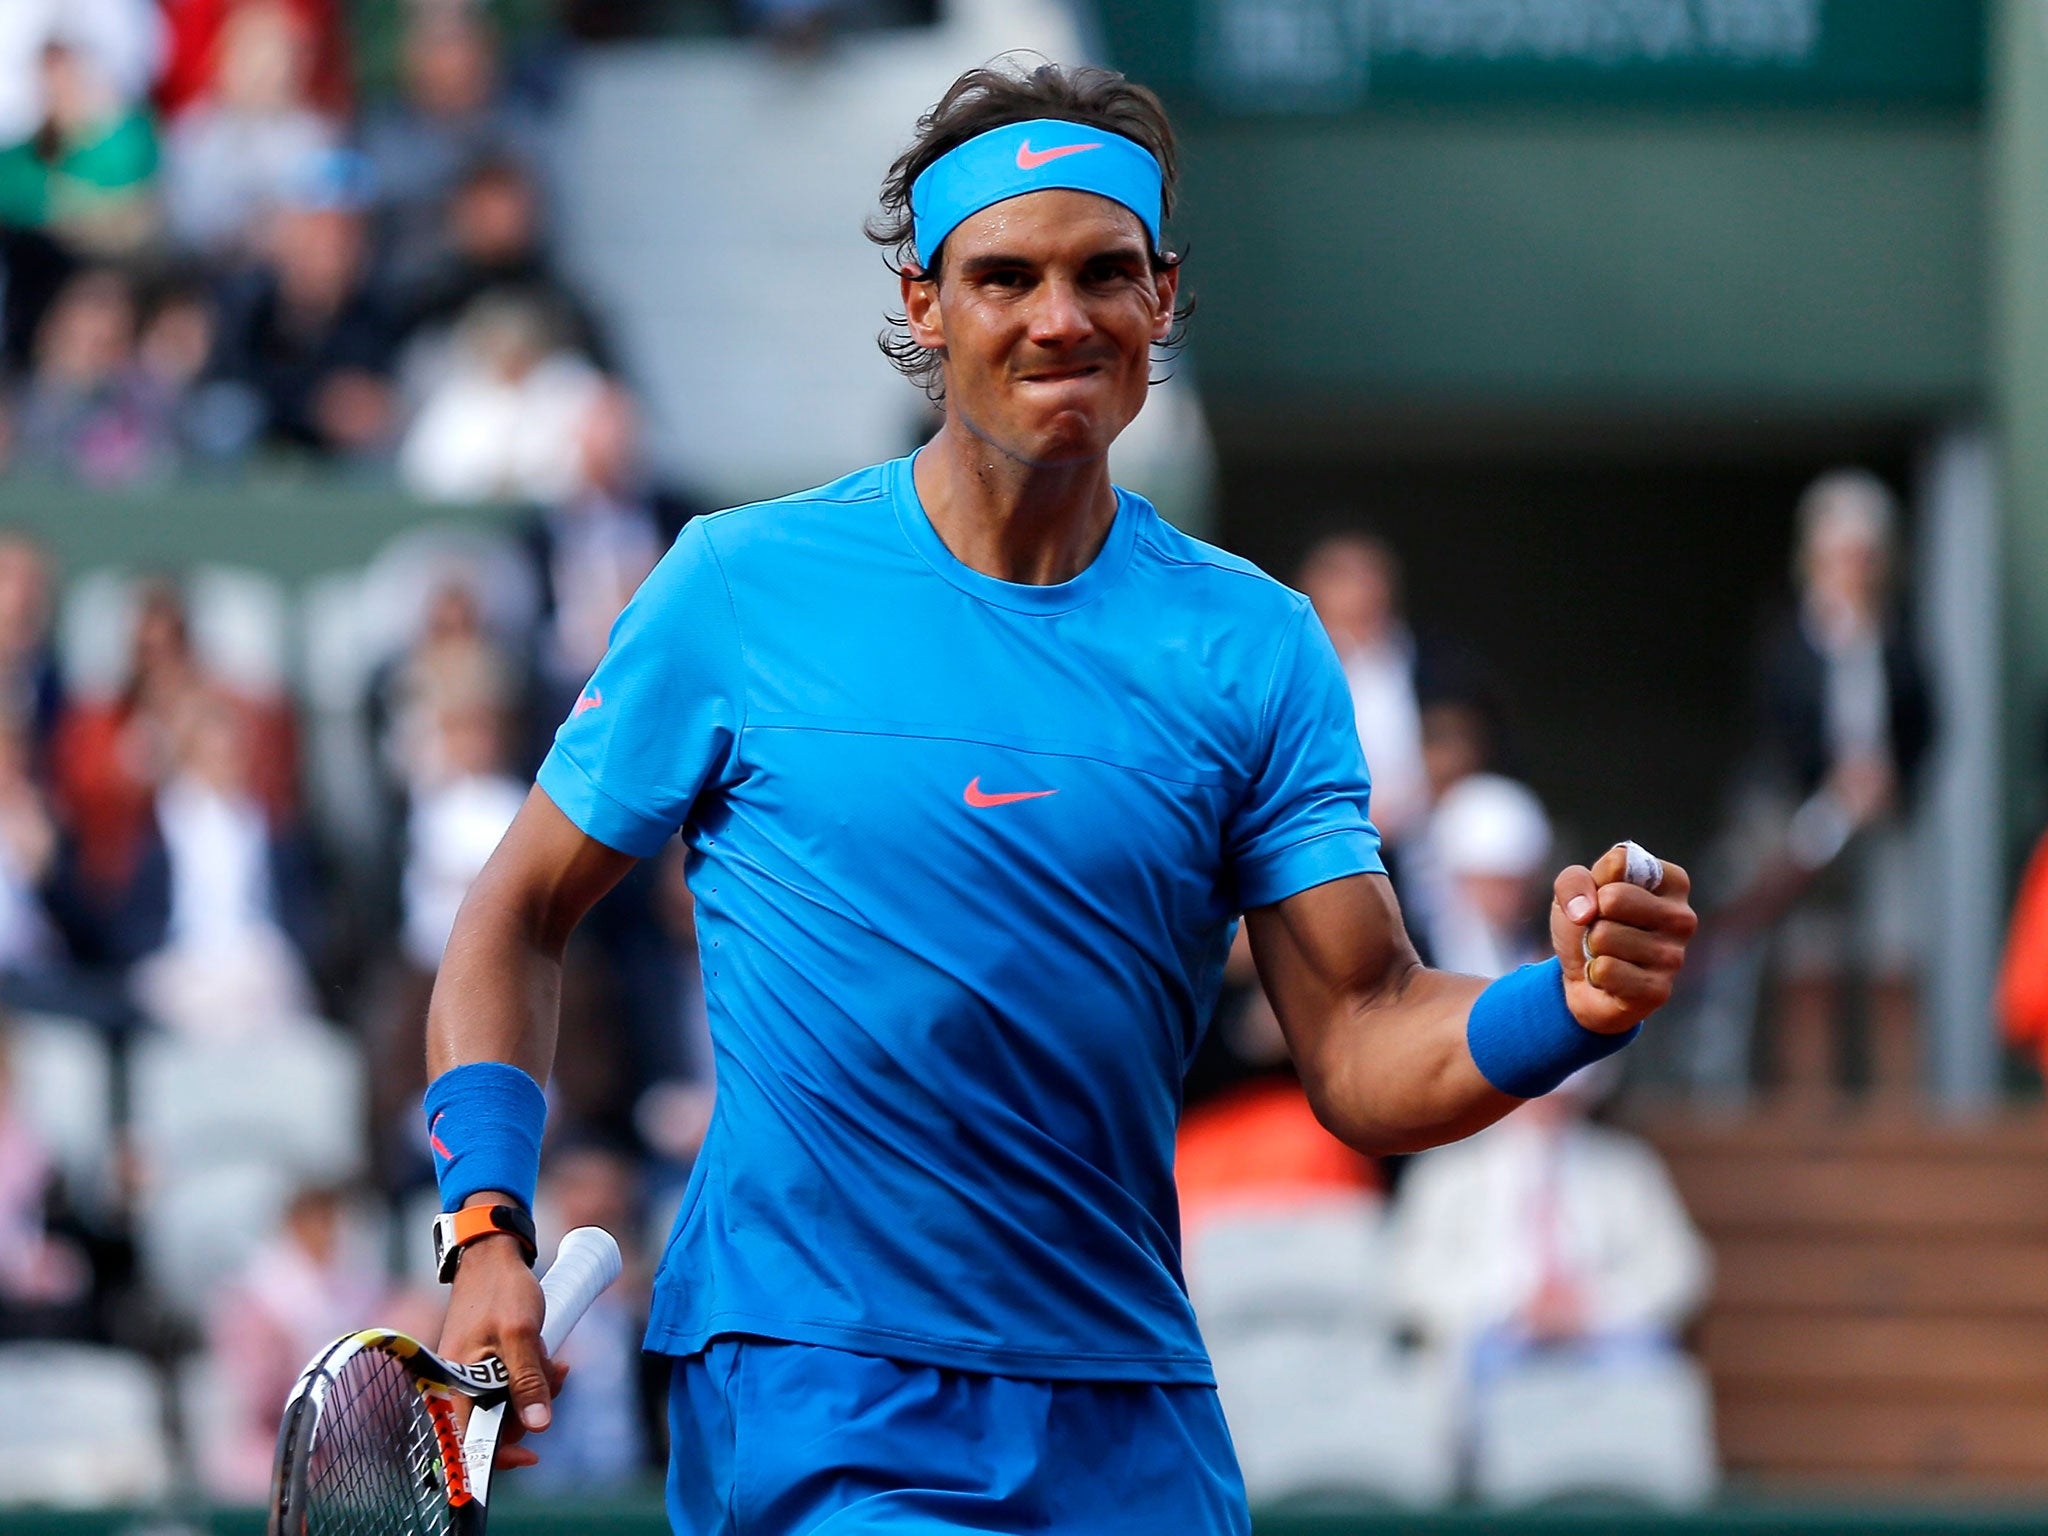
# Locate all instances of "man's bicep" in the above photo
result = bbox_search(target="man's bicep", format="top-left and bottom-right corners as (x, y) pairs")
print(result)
(1246, 872), (1417, 1060)
(476, 786), (643, 949)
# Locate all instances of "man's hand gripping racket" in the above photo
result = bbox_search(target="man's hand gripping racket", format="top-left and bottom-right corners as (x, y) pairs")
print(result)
(268, 1226), (623, 1536)
(1552, 839), (1697, 1034)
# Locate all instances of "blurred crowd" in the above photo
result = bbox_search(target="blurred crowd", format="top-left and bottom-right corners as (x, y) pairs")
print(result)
(0, 0), (639, 497)
(0, 0), (724, 1502)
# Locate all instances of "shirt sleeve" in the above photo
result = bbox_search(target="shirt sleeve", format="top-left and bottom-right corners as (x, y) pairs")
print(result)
(535, 519), (743, 857)
(1226, 601), (1385, 908)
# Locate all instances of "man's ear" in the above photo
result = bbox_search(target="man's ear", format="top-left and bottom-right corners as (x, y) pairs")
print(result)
(903, 268), (945, 352)
(1150, 260), (1181, 344)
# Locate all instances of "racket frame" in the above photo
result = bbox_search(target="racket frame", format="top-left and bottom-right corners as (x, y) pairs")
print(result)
(268, 1328), (511, 1536)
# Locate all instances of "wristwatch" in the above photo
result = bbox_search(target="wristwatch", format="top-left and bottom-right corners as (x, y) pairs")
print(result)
(432, 1204), (539, 1284)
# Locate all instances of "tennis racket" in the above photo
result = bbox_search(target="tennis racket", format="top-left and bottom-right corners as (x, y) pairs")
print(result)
(267, 1225), (623, 1536)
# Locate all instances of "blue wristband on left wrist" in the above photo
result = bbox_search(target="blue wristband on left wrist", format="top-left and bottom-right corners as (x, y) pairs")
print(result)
(1466, 957), (1640, 1099)
(424, 1061), (548, 1213)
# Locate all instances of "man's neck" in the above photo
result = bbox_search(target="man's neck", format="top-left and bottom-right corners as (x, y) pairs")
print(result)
(912, 420), (1119, 587)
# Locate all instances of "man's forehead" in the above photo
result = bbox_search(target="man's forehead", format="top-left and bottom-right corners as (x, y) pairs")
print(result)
(944, 189), (1150, 259)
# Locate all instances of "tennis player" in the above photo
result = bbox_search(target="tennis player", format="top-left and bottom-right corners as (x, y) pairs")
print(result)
(422, 61), (1697, 1534)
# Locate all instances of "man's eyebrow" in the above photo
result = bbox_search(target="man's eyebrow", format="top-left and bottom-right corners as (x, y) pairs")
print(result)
(955, 243), (1149, 278)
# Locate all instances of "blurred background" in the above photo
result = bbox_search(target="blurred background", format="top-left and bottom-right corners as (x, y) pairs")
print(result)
(1, 0), (2047, 1530)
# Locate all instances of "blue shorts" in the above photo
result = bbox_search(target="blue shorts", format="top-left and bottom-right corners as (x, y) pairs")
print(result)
(664, 1338), (1250, 1534)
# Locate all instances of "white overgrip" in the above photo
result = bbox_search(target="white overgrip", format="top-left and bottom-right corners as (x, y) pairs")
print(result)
(538, 1226), (624, 1356)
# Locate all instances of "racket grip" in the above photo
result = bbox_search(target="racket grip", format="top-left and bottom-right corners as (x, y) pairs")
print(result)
(538, 1226), (624, 1355)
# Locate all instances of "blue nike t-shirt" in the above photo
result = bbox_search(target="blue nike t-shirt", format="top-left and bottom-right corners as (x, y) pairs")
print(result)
(538, 453), (1383, 1384)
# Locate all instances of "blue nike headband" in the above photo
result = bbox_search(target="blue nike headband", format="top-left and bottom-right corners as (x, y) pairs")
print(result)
(909, 118), (1164, 271)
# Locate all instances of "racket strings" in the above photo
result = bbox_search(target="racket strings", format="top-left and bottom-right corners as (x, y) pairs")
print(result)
(303, 1348), (456, 1536)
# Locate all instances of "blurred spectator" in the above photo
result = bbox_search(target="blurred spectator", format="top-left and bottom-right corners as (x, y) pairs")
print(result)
(2001, 820), (2048, 1078)
(527, 382), (679, 709)
(157, 0), (352, 123)
(528, 1144), (654, 1490)
(1420, 773), (1553, 980)
(628, 843), (715, 1168)
(52, 579), (297, 909)
(0, 226), (76, 376)
(1754, 470), (1933, 1102)
(0, 723), (65, 980)
(399, 685), (523, 972)
(0, 532), (65, 759)
(118, 695), (321, 1039)
(0, 1019), (92, 1338)
(0, 0), (164, 146)
(211, 148), (400, 457)
(136, 273), (263, 465)
(1389, 1062), (1709, 1396)
(162, 0), (341, 259)
(1298, 532), (1430, 848)
(198, 1182), (387, 1499)
(6, 267), (178, 487)
(359, 0), (547, 290)
(399, 153), (610, 371)
(1419, 676), (1506, 808)
(398, 290), (604, 503)
(0, 39), (160, 257)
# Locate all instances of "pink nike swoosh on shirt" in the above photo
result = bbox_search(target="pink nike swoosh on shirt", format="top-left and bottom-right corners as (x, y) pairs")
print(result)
(572, 688), (603, 717)
(1016, 141), (1103, 170)
(964, 776), (1059, 808)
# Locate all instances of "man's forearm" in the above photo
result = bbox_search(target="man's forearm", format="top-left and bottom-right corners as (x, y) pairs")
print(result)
(1294, 964), (1516, 1156)
(425, 864), (569, 1082)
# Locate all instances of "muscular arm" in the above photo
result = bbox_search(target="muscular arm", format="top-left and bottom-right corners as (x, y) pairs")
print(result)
(1251, 847), (1694, 1156)
(425, 787), (638, 1459)
(1247, 874), (1506, 1155)
(425, 787), (638, 1080)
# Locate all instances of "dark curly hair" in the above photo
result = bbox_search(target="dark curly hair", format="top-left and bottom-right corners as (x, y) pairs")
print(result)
(865, 59), (1191, 402)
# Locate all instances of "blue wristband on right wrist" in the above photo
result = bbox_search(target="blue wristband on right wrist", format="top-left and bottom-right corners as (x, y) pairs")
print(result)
(1466, 957), (1640, 1099)
(424, 1061), (548, 1213)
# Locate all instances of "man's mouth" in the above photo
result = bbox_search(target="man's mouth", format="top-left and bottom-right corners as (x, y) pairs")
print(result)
(1017, 364), (1105, 383)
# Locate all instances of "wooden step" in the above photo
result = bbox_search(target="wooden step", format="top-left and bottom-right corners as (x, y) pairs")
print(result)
(1717, 1394), (2048, 1482)
(1662, 1156), (2048, 1235)
(1702, 1314), (2048, 1391)
(1711, 1236), (2048, 1314)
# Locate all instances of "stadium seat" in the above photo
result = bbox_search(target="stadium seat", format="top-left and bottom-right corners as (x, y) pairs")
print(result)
(131, 1016), (367, 1181)
(0, 1343), (172, 1505)
(355, 523), (539, 668)
(186, 564), (292, 700)
(137, 1159), (297, 1318)
(1186, 1194), (1391, 1333)
(1471, 1350), (1719, 1508)
(53, 567), (137, 702)
(55, 565), (292, 703)
(1210, 1327), (1457, 1508)
(5, 1012), (114, 1211)
(297, 569), (392, 859)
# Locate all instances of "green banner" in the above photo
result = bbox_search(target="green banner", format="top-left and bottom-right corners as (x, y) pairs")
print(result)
(1095, 0), (1983, 114)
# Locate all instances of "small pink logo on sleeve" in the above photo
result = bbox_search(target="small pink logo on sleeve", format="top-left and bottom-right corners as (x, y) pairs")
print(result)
(572, 688), (603, 718)
(429, 1112), (453, 1163)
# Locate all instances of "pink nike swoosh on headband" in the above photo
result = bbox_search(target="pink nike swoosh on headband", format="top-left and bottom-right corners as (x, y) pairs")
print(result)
(1016, 141), (1103, 170)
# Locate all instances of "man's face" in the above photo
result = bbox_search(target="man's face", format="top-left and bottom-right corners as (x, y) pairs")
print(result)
(904, 189), (1176, 470)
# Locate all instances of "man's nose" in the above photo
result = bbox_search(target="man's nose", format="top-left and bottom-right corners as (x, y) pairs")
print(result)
(1027, 276), (1093, 345)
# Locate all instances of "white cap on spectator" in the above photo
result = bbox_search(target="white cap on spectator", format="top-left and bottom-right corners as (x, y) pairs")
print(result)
(1434, 773), (1551, 880)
